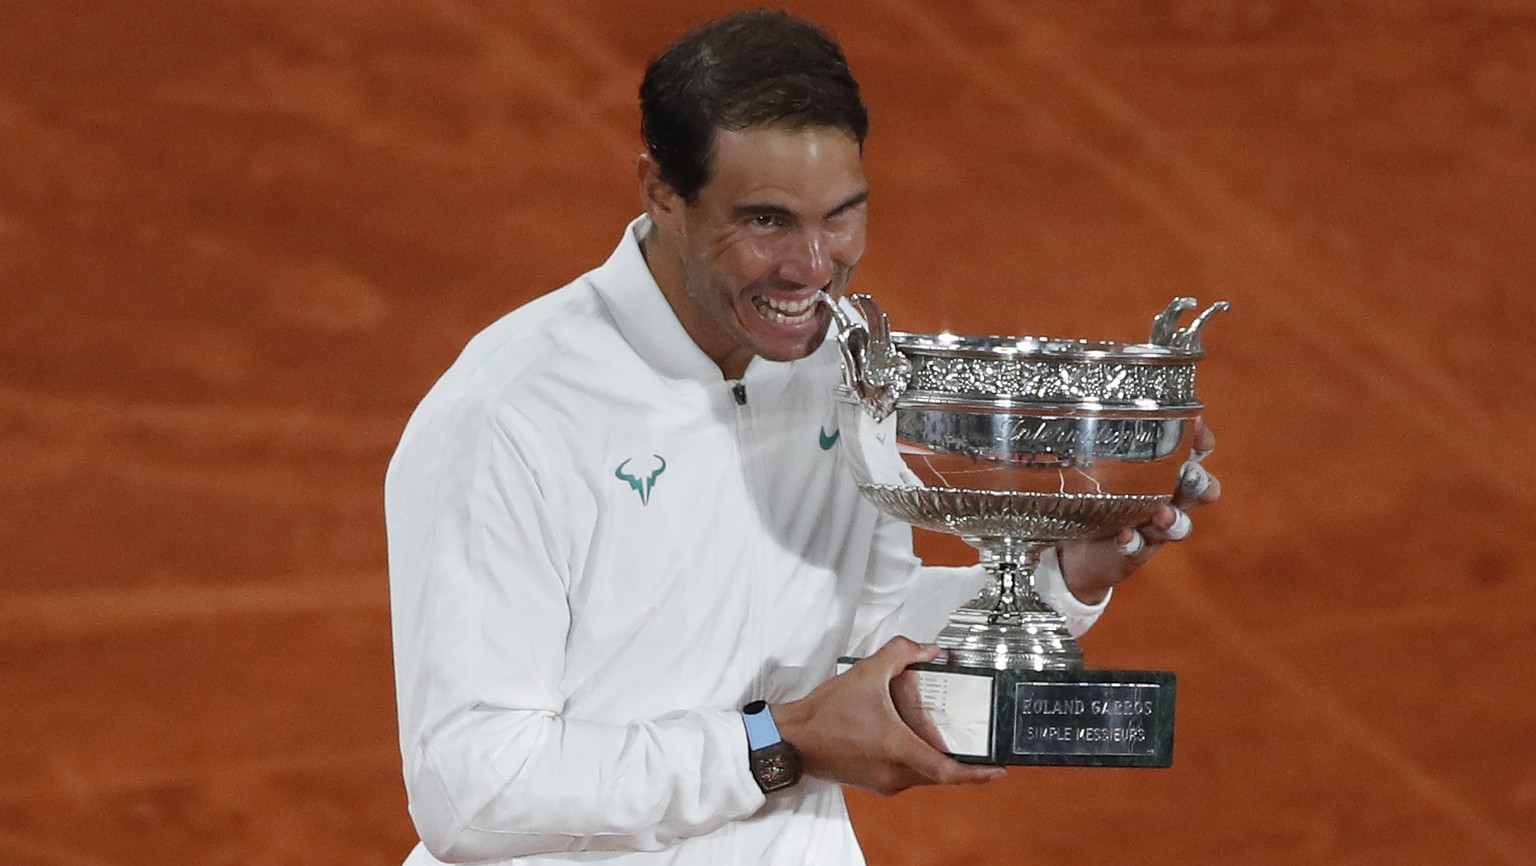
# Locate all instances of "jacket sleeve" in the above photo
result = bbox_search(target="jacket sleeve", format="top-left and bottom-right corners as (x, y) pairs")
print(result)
(385, 398), (764, 862)
(845, 513), (1110, 655)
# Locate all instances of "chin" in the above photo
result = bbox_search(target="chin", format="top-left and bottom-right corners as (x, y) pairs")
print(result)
(757, 347), (816, 363)
(736, 307), (833, 364)
(755, 334), (826, 363)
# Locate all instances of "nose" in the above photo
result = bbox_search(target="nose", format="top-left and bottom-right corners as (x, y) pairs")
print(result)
(779, 230), (834, 288)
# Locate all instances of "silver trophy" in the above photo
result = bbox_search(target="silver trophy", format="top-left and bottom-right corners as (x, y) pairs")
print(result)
(826, 293), (1227, 766)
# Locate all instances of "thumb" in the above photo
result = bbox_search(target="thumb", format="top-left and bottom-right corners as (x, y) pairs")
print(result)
(868, 636), (941, 674)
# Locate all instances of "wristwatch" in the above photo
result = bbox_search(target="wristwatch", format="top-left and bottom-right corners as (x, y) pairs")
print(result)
(742, 700), (802, 794)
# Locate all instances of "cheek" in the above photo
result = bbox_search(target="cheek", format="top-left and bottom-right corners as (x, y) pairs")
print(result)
(716, 241), (778, 291)
(828, 222), (867, 263)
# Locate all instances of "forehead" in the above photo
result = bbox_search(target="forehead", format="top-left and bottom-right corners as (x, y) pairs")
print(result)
(701, 125), (867, 208)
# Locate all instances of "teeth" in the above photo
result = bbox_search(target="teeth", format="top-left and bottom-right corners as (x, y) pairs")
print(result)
(773, 296), (816, 314)
(755, 295), (818, 325)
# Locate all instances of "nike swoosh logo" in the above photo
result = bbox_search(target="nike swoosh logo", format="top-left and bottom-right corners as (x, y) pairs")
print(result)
(819, 427), (840, 450)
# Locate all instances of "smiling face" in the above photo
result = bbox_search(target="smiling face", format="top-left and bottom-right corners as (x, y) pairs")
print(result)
(641, 125), (869, 380)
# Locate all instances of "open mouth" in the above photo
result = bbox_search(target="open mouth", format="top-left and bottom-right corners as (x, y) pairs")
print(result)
(752, 294), (819, 326)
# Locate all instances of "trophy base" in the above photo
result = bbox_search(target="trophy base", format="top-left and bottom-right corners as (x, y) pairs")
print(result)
(836, 658), (1176, 767)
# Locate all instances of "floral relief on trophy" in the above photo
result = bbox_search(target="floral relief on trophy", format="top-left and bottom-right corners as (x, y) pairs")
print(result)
(907, 355), (1198, 405)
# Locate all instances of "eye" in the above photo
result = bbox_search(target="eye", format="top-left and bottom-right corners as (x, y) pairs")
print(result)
(829, 201), (867, 225)
(751, 213), (785, 229)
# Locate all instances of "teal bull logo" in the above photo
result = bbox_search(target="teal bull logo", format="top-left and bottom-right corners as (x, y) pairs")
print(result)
(615, 455), (667, 505)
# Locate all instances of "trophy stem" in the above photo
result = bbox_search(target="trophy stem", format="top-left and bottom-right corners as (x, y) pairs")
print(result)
(935, 538), (1085, 672)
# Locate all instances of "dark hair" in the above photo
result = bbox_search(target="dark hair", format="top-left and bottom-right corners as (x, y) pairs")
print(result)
(640, 9), (869, 202)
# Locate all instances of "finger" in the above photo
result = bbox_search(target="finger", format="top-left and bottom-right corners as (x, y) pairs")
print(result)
(885, 690), (1004, 788)
(1178, 461), (1214, 497)
(1191, 420), (1217, 463)
(1174, 462), (1222, 509)
(1116, 527), (1145, 557)
(885, 670), (1005, 785)
(891, 729), (1006, 785)
(908, 748), (1006, 786)
(939, 762), (1008, 785)
(1115, 526), (1163, 566)
(1167, 507), (1192, 540)
(1145, 504), (1177, 533)
(891, 671), (949, 753)
(1142, 506), (1191, 542)
(868, 637), (941, 674)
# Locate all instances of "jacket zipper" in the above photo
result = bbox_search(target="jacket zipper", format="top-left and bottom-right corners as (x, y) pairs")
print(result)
(727, 379), (765, 703)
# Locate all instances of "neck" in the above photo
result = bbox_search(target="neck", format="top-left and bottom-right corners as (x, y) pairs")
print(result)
(639, 227), (686, 308)
(639, 223), (752, 380)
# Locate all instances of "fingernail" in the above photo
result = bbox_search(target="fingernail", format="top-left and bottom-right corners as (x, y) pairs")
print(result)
(1191, 445), (1214, 463)
(1179, 462), (1212, 496)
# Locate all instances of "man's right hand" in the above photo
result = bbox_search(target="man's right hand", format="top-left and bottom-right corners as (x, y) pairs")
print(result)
(770, 637), (1007, 796)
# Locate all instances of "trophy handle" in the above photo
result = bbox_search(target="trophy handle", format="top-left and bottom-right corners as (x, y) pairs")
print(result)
(818, 291), (911, 422)
(820, 291), (868, 391)
(1148, 296), (1231, 353)
(1149, 297), (1198, 346)
(1170, 301), (1231, 353)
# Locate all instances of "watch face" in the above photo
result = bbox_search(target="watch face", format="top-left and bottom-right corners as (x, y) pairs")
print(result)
(751, 742), (803, 793)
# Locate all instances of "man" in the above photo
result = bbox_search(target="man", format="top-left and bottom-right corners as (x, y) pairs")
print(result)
(385, 10), (1219, 865)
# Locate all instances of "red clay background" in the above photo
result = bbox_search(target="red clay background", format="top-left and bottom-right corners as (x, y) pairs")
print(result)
(3, 1), (1534, 864)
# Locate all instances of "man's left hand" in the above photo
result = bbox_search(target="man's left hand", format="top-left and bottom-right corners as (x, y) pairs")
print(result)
(1057, 420), (1223, 605)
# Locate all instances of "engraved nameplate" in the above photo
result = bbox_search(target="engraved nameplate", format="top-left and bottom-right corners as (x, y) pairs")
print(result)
(1012, 681), (1163, 757)
(836, 659), (1176, 767)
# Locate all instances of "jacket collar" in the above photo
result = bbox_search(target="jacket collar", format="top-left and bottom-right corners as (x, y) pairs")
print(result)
(589, 215), (729, 385)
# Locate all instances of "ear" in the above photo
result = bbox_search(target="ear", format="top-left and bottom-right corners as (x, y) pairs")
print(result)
(638, 153), (685, 233)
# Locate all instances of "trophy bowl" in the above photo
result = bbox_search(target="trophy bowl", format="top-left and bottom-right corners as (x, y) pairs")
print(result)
(826, 294), (1228, 673)
(824, 293), (1227, 766)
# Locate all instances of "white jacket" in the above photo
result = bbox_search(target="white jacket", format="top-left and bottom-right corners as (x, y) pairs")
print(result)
(385, 217), (1106, 865)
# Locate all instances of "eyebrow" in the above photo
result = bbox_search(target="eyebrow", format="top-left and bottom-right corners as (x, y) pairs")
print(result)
(827, 190), (870, 217)
(733, 190), (870, 222)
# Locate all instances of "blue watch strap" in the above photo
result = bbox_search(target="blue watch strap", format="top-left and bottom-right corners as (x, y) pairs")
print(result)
(742, 700), (782, 750)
